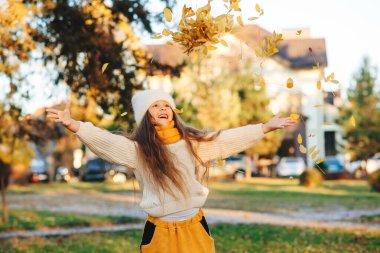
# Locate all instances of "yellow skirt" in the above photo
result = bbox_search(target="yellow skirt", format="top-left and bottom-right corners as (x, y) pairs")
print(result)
(140, 208), (215, 253)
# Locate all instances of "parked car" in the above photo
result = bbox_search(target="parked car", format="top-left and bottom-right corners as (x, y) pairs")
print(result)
(318, 156), (346, 179)
(346, 160), (367, 179)
(366, 153), (380, 175)
(82, 158), (110, 181)
(82, 157), (133, 182)
(29, 157), (49, 183)
(275, 157), (306, 177)
(209, 155), (256, 181)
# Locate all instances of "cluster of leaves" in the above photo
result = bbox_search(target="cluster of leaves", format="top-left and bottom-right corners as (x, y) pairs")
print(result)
(155, 0), (266, 56)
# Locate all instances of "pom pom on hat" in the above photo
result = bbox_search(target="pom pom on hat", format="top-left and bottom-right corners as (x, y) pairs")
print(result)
(131, 89), (176, 125)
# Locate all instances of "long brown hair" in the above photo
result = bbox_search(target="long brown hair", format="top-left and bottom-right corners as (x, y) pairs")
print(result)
(124, 110), (220, 200)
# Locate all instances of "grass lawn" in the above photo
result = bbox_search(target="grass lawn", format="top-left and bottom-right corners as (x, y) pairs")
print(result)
(0, 209), (139, 232)
(1, 223), (379, 253)
(205, 178), (380, 213)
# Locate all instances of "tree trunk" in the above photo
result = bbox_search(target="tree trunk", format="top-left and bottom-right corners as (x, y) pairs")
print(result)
(1, 175), (8, 223)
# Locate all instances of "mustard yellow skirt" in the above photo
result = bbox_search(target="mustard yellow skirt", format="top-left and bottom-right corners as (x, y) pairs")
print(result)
(140, 208), (215, 253)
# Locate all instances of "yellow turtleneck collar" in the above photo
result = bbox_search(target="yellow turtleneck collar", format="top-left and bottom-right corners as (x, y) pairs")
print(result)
(154, 120), (181, 144)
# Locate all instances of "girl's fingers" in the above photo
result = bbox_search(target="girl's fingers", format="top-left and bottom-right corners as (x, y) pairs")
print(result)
(46, 114), (59, 119)
(46, 108), (60, 114)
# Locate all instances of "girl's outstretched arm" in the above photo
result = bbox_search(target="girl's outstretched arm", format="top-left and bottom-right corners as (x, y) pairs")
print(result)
(195, 114), (297, 163)
(46, 101), (138, 169)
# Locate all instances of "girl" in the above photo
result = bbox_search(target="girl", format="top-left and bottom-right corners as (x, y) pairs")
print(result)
(46, 89), (296, 253)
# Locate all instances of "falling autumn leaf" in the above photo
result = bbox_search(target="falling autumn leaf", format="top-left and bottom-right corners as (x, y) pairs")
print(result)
(296, 30), (302, 35)
(237, 16), (244, 26)
(217, 159), (225, 166)
(308, 145), (316, 155)
(330, 79), (339, 84)
(315, 158), (325, 164)
(162, 28), (171, 36)
(299, 144), (307, 154)
(259, 76), (265, 88)
(101, 63), (109, 73)
(290, 114), (300, 120)
(313, 104), (323, 108)
(164, 7), (172, 22)
(323, 122), (333, 126)
(286, 78), (294, 88)
(120, 112), (128, 116)
(220, 39), (228, 47)
(248, 16), (258, 21)
(350, 115), (356, 127)
(174, 108), (183, 114)
(297, 133), (302, 144)
(311, 149), (320, 159)
(316, 80), (322, 90)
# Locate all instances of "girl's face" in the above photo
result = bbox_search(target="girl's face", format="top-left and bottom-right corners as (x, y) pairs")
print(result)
(148, 100), (174, 126)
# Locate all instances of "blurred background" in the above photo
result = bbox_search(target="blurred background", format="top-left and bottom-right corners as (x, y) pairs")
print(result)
(0, 0), (379, 252)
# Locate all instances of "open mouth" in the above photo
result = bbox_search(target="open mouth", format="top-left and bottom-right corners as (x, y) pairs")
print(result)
(158, 114), (168, 119)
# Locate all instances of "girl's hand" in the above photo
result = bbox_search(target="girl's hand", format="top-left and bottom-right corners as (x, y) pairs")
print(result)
(45, 100), (80, 132)
(262, 113), (297, 134)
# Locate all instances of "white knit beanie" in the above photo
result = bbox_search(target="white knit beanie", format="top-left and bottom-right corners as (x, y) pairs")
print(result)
(131, 89), (176, 125)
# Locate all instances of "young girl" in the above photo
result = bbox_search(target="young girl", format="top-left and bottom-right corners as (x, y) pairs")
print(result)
(46, 89), (296, 253)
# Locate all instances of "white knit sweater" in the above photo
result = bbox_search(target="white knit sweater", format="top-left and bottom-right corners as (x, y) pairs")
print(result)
(75, 121), (265, 217)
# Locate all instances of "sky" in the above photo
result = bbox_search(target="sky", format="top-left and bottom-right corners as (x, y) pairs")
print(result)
(142, 0), (380, 95)
(1, 0), (380, 114)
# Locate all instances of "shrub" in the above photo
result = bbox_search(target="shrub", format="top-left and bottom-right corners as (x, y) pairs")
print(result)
(368, 169), (380, 192)
(299, 168), (323, 187)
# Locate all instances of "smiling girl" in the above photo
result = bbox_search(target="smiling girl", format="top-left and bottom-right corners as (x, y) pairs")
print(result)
(46, 89), (296, 253)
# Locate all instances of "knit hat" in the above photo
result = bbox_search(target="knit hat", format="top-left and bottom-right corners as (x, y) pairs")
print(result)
(131, 89), (176, 125)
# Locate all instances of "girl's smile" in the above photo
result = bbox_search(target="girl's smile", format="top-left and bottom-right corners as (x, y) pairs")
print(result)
(148, 100), (174, 126)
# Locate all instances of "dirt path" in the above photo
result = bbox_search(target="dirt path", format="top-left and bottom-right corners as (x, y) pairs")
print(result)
(2, 190), (379, 239)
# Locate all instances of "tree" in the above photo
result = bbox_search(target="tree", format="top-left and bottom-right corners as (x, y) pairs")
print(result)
(337, 57), (380, 160)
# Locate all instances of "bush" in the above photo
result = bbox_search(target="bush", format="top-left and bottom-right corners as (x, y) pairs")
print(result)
(368, 169), (380, 192)
(299, 168), (323, 187)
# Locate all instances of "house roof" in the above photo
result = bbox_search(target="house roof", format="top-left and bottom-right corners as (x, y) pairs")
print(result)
(146, 25), (327, 69)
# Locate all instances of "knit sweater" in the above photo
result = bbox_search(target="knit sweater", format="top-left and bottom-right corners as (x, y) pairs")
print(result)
(74, 121), (265, 217)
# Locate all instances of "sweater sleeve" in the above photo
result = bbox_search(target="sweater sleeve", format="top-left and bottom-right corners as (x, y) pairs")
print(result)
(74, 121), (138, 169)
(194, 123), (265, 163)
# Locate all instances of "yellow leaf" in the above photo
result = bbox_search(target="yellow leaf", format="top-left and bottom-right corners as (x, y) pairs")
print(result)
(217, 159), (225, 166)
(308, 145), (316, 155)
(286, 78), (293, 88)
(311, 149), (320, 159)
(259, 76), (265, 88)
(313, 104), (323, 108)
(101, 63), (109, 73)
(330, 79), (339, 84)
(315, 158), (325, 164)
(248, 17), (258, 21)
(174, 108), (183, 114)
(323, 122), (333, 126)
(164, 7), (172, 22)
(296, 30), (302, 35)
(220, 40), (228, 47)
(151, 33), (162, 39)
(299, 144), (307, 154)
(255, 3), (261, 13)
(297, 133), (302, 144)
(237, 16), (243, 26)
(316, 80), (322, 90)
(207, 45), (218, 50)
(166, 41), (174, 45)
(120, 112), (128, 116)
(85, 19), (93, 25)
(350, 115), (356, 127)
(290, 114), (299, 120)
(162, 28), (171, 36)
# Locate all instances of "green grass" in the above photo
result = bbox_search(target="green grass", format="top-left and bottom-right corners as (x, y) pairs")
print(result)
(8, 181), (139, 194)
(0, 224), (379, 253)
(0, 209), (139, 232)
(358, 214), (380, 224)
(205, 178), (380, 213)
